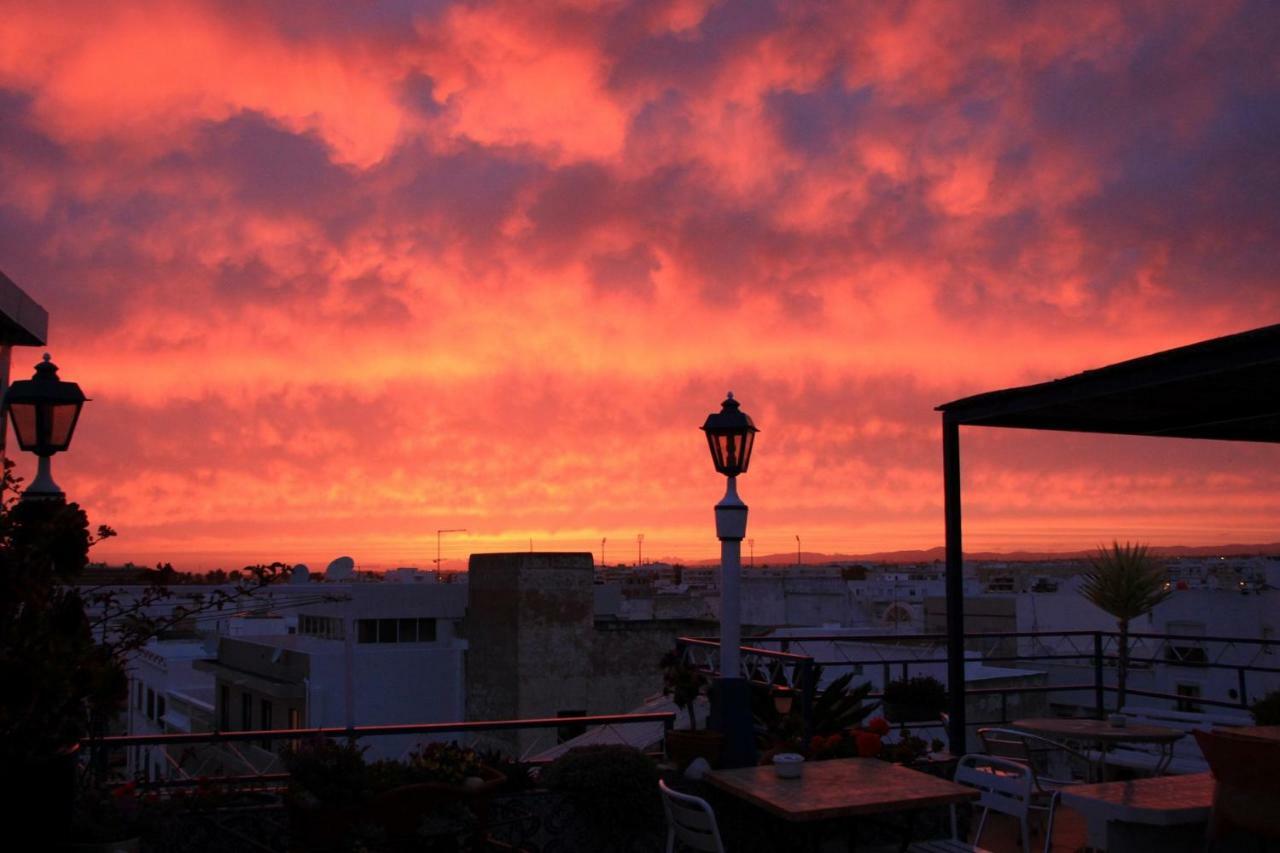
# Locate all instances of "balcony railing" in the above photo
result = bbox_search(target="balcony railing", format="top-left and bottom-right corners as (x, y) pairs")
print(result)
(677, 629), (1278, 737)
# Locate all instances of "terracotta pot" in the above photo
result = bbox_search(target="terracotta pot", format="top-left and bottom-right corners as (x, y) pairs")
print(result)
(665, 729), (724, 769)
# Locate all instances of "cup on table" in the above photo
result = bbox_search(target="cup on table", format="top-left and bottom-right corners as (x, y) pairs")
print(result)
(1108, 713), (1127, 728)
(772, 752), (804, 779)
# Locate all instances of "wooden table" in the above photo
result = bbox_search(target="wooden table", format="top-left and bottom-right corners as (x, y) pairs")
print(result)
(704, 757), (979, 823)
(1059, 771), (1214, 852)
(1012, 717), (1185, 776)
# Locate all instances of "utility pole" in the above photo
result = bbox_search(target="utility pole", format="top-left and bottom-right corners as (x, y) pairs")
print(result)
(435, 529), (466, 571)
(795, 534), (801, 568)
(748, 538), (754, 568)
(600, 537), (606, 568)
(637, 533), (644, 567)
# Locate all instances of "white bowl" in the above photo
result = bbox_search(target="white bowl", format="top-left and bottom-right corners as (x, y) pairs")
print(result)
(772, 752), (804, 779)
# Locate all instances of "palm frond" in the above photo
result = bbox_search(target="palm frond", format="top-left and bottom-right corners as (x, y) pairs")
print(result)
(1079, 540), (1171, 621)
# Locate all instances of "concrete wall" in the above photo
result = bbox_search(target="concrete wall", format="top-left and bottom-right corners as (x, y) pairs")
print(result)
(465, 553), (594, 756)
(588, 619), (714, 716)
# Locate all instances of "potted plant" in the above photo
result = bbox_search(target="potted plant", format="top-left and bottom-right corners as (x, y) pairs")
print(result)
(282, 737), (371, 851)
(660, 650), (723, 768)
(542, 745), (661, 851)
(753, 668), (879, 761)
(66, 777), (143, 852)
(1078, 541), (1171, 710)
(367, 742), (506, 850)
(0, 487), (124, 845)
(1251, 690), (1280, 726)
(883, 675), (947, 723)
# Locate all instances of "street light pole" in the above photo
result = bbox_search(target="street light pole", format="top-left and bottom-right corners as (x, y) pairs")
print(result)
(702, 392), (759, 768)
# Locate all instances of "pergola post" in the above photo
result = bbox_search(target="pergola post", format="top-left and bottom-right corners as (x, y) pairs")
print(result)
(942, 414), (967, 755)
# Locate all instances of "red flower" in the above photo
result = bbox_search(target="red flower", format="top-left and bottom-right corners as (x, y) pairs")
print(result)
(866, 716), (891, 736)
(855, 732), (882, 757)
(809, 735), (824, 754)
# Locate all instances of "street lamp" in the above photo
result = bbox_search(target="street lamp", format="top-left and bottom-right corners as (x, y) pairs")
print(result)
(3, 353), (86, 500)
(701, 391), (758, 767)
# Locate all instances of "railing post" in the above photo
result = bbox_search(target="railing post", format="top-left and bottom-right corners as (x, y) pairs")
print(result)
(1238, 667), (1249, 710)
(1094, 632), (1105, 719)
(800, 658), (816, 748)
(942, 414), (967, 755)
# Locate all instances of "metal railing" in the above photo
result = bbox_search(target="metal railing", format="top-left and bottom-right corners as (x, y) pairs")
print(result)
(86, 711), (676, 789)
(677, 629), (1279, 751)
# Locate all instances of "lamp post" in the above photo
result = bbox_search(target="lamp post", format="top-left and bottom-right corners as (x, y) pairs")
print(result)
(701, 391), (758, 767)
(3, 353), (86, 501)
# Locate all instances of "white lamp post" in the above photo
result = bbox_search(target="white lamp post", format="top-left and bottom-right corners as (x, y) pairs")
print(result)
(701, 391), (758, 766)
(4, 353), (87, 500)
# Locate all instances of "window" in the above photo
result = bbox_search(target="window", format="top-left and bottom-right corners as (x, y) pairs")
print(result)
(146, 688), (155, 721)
(1165, 621), (1208, 667)
(156, 695), (166, 723)
(136, 681), (144, 711)
(1175, 683), (1202, 713)
(355, 617), (437, 643)
(242, 692), (253, 731)
(220, 685), (231, 731)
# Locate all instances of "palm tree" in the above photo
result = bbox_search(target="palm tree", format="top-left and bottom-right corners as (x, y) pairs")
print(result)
(1079, 542), (1171, 711)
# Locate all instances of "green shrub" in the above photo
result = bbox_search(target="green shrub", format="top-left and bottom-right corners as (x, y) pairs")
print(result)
(1252, 690), (1280, 726)
(543, 745), (660, 843)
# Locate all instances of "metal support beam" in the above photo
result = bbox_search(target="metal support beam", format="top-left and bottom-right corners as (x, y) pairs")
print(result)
(943, 415), (967, 754)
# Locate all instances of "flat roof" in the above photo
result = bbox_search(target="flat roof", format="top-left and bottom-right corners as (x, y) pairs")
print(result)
(0, 270), (48, 347)
(937, 324), (1280, 443)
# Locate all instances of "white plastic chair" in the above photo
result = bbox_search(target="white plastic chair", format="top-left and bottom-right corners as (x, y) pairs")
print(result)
(659, 779), (727, 853)
(908, 753), (1058, 853)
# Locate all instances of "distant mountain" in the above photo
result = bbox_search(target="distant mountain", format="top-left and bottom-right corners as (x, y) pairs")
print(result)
(682, 542), (1280, 567)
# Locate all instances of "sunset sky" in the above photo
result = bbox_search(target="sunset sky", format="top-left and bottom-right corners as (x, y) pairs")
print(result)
(1, 1), (1277, 571)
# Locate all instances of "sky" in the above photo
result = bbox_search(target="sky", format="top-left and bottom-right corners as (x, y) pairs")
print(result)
(1, 0), (1277, 571)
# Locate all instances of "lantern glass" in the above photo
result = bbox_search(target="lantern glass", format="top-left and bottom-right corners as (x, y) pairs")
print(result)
(7, 402), (38, 452)
(48, 402), (83, 451)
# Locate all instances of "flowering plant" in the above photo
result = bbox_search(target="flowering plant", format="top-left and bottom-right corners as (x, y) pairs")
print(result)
(407, 741), (484, 787)
(806, 715), (892, 760)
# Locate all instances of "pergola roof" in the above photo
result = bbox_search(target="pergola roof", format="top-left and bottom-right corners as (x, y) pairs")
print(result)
(936, 323), (1280, 443)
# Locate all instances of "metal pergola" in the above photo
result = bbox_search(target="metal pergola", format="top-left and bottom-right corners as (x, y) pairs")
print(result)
(935, 323), (1280, 752)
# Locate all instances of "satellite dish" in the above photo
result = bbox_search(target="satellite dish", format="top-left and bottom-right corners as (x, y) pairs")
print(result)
(326, 556), (355, 580)
(290, 564), (311, 584)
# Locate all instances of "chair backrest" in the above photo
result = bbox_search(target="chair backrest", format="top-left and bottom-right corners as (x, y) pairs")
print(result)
(1193, 729), (1280, 840)
(953, 753), (1035, 820)
(659, 779), (726, 853)
(977, 727), (1034, 764)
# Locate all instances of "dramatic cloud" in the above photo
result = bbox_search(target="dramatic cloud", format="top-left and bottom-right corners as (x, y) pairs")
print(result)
(1, 0), (1277, 569)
